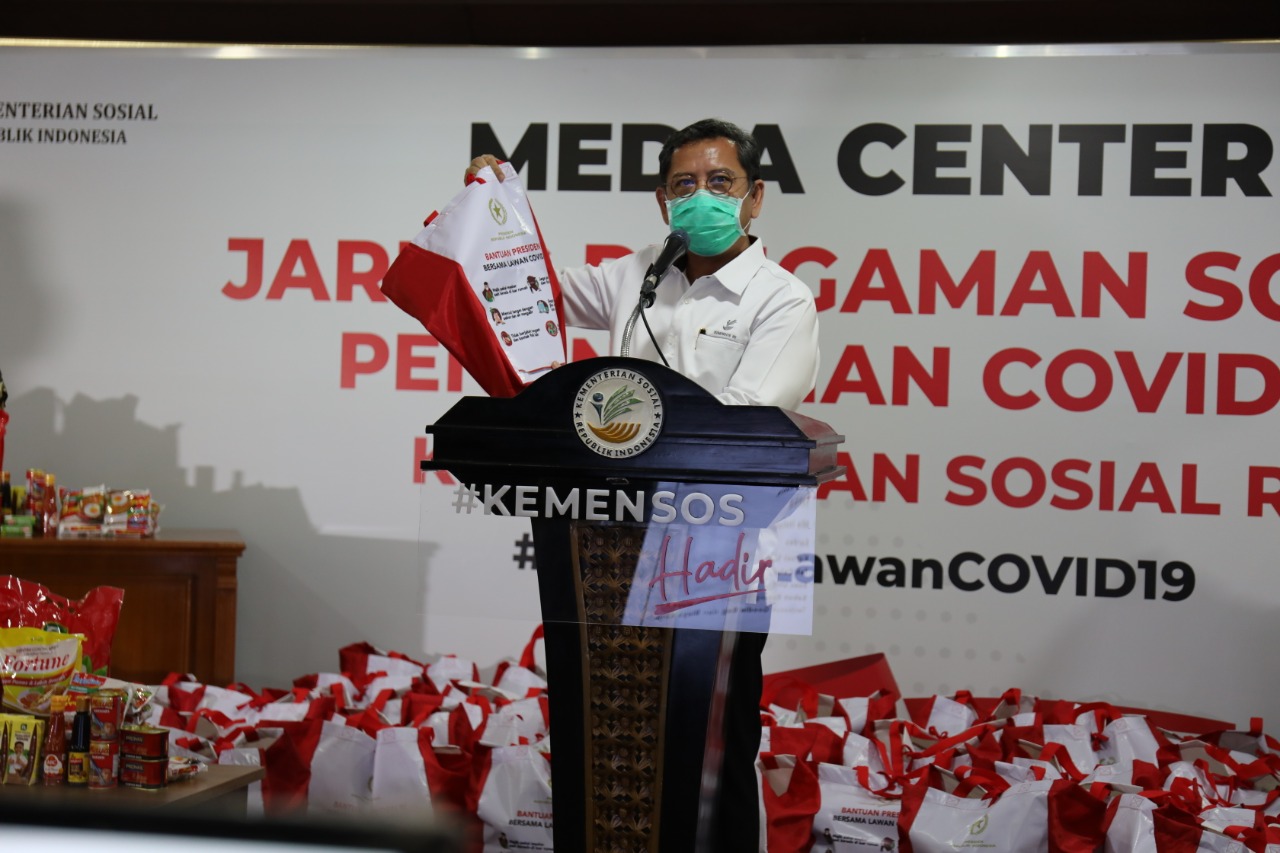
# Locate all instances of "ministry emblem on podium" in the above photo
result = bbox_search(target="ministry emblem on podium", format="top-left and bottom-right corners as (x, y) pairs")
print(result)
(572, 368), (664, 458)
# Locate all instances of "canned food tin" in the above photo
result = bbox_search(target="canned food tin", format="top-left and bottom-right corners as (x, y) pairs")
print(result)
(120, 756), (167, 790)
(120, 724), (169, 759)
(88, 742), (120, 788)
(90, 690), (125, 741)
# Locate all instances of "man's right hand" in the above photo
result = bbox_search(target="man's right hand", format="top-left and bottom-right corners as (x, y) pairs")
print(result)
(465, 154), (506, 184)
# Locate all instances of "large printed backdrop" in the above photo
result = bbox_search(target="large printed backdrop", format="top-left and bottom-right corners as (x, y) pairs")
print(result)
(1, 44), (1277, 723)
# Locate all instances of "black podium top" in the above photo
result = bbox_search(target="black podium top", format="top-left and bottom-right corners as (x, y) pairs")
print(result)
(425, 357), (843, 488)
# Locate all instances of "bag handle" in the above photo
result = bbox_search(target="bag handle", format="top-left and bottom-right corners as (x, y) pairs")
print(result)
(518, 624), (545, 671)
(760, 674), (820, 718)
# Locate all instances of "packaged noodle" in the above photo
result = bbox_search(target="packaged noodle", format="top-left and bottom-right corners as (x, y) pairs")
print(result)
(57, 484), (105, 539)
(167, 755), (207, 783)
(57, 488), (82, 521)
(126, 489), (153, 536)
(0, 627), (82, 716)
(103, 489), (130, 535)
(103, 488), (159, 538)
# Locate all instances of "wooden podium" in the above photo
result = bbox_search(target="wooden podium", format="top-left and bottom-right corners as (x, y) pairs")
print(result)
(425, 357), (842, 852)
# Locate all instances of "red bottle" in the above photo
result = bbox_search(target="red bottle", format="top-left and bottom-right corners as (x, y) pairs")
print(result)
(41, 695), (68, 785)
(41, 473), (58, 537)
(25, 469), (43, 535)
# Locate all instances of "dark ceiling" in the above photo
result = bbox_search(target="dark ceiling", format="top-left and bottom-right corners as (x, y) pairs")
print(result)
(5, 0), (1279, 46)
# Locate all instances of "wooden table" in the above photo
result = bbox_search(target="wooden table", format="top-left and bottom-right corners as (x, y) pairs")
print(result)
(0, 763), (264, 811)
(0, 763), (464, 851)
(0, 529), (245, 685)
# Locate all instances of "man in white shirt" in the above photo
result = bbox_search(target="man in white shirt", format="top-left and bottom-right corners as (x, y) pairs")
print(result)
(468, 119), (820, 851)
(466, 117), (820, 410)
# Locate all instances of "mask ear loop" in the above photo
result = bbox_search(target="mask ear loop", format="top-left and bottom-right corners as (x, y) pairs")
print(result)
(741, 182), (759, 236)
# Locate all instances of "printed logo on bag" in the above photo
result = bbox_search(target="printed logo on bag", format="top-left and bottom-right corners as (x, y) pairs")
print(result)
(573, 368), (664, 458)
(968, 815), (988, 836)
(488, 198), (507, 226)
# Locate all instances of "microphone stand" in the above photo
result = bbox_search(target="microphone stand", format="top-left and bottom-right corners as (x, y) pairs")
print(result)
(621, 229), (686, 362)
(620, 305), (642, 358)
(620, 269), (662, 360)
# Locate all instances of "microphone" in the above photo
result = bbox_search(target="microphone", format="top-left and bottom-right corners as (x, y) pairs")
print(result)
(638, 228), (689, 308)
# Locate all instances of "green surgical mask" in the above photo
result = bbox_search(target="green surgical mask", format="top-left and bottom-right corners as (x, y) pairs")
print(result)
(665, 190), (748, 257)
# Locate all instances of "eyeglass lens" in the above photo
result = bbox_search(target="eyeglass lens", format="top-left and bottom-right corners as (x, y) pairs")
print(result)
(668, 173), (741, 198)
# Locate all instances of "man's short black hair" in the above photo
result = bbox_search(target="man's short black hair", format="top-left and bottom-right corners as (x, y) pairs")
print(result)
(658, 118), (761, 185)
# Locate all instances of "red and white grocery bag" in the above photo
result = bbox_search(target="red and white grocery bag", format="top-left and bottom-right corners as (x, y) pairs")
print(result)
(382, 162), (567, 398)
(425, 655), (480, 698)
(1103, 793), (1164, 853)
(475, 744), (554, 852)
(219, 745), (267, 816)
(262, 719), (375, 813)
(490, 623), (547, 699)
(838, 692), (900, 739)
(760, 753), (821, 853)
(924, 695), (980, 739)
(305, 719), (376, 812)
(1084, 716), (1163, 788)
(480, 696), (549, 748)
(811, 762), (903, 851)
(1102, 792), (1252, 853)
(840, 731), (894, 793)
(371, 726), (435, 813)
(899, 778), (1104, 853)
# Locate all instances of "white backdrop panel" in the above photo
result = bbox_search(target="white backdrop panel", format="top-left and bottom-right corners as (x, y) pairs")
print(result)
(0, 43), (1277, 723)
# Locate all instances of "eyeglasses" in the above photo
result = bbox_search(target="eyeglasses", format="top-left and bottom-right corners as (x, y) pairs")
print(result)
(664, 172), (749, 199)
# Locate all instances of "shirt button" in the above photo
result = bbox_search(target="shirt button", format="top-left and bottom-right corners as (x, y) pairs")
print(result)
(683, 299), (691, 305)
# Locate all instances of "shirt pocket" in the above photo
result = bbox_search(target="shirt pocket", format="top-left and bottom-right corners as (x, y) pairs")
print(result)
(691, 332), (747, 390)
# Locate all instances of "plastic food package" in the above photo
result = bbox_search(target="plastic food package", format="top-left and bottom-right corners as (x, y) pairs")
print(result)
(56, 484), (106, 538)
(0, 576), (124, 675)
(0, 627), (82, 716)
(104, 488), (161, 538)
(1, 714), (44, 785)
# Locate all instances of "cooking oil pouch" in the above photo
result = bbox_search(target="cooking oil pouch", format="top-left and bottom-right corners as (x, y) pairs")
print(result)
(0, 626), (82, 716)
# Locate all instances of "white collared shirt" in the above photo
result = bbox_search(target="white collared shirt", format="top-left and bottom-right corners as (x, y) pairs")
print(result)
(558, 238), (819, 410)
